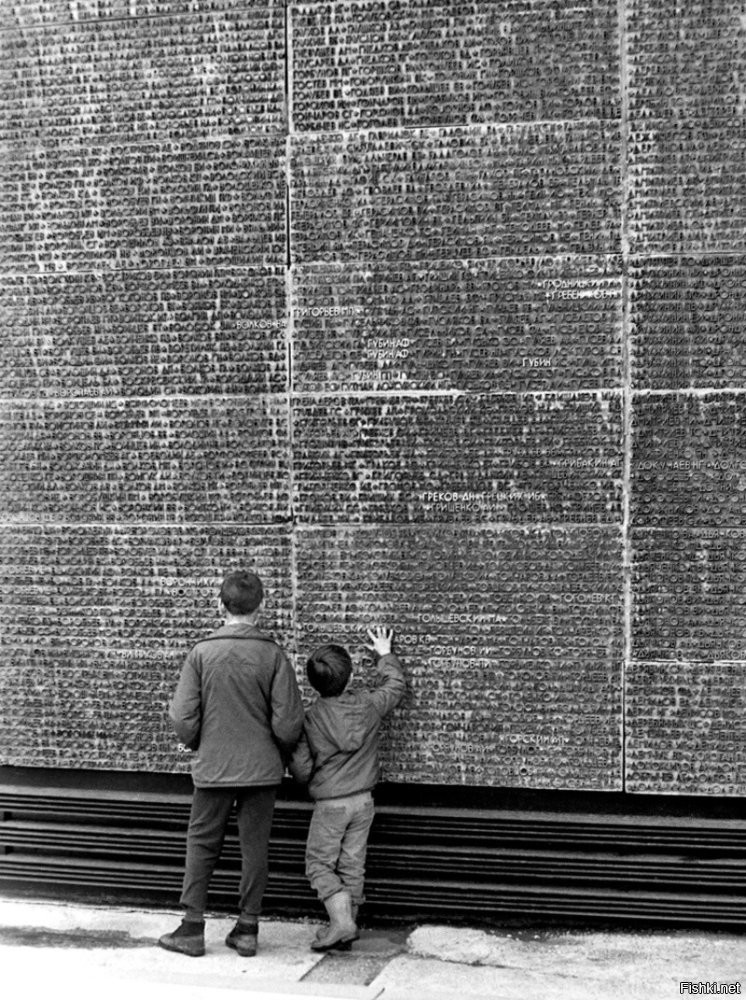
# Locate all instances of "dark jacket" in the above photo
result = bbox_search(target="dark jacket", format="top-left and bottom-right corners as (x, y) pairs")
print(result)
(169, 623), (304, 788)
(289, 653), (405, 800)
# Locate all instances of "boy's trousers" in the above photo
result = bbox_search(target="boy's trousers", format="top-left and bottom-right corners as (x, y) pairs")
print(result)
(305, 790), (375, 905)
(180, 785), (276, 922)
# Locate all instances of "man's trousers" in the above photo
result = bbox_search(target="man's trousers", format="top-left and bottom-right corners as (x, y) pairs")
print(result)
(180, 785), (277, 923)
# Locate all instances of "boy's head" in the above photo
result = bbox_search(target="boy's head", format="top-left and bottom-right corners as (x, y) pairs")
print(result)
(219, 570), (263, 616)
(306, 643), (352, 698)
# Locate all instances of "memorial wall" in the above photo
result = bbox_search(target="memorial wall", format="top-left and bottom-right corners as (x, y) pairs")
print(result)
(1, 0), (744, 796)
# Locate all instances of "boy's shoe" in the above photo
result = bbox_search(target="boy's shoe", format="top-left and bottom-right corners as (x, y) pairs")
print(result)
(312, 922), (352, 950)
(225, 920), (258, 957)
(158, 919), (205, 957)
(311, 891), (358, 952)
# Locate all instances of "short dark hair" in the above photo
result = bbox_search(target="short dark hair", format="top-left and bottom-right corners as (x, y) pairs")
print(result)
(219, 570), (263, 614)
(306, 643), (352, 697)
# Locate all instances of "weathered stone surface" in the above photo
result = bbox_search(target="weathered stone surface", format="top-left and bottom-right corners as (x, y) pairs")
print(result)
(1, 396), (290, 522)
(627, 0), (746, 123)
(0, 652), (187, 772)
(628, 121), (746, 254)
(290, 123), (622, 263)
(0, 524), (293, 653)
(296, 525), (623, 789)
(632, 529), (746, 663)
(626, 659), (746, 795)
(0, 268), (287, 398)
(1, 1), (257, 28)
(626, 1), (746, 254)
(1, 7), (285, 145)
(630, 255), (746, 390)
(293, 257), (623, 393)
(631, 394), (746, 528)
(1, 138), (286, 273)
(293, 393), (623, 525)
(291, 0), (620, 131)
(2, 0), (745, 794)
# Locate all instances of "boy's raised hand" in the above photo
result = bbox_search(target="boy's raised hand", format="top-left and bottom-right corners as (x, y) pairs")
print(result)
(364, 626), (393, 657)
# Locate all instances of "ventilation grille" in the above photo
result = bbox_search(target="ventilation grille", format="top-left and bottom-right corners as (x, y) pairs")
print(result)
(1, 784), (745, 928)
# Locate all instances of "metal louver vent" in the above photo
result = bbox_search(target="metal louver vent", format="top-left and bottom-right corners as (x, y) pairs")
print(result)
(1, 774), (745, 929)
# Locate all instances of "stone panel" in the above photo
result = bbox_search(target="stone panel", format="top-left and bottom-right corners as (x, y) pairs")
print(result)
(627, 2), (746, 254)
(632, 529), (746, 663)
(0, 268), (287, 398)
(624, 1), (746, 794)
(627, 0), (746, 123)
(1, 1), (258, 28)
(296, 525), (623, 789)
(293, 393), (623, 524)
(1, 137), (286, 273)
(291, 0), (620, 132)
(290, 122), (622, 263)
(0, 524), (294, 768)
(1, 396), (290, 523)
(632, 394), (746, 528)
(628, 122), (746, 255)
(1, 7), (285, 145)
(630, 255), (746, 390)
(292, 256), (623, 393)
(0, 524), (293, 654)
(626, 660), (746, 796)
(0, 651), (188, 772)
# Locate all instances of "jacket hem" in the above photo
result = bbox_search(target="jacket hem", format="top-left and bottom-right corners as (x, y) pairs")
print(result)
(311, 785), (376, 801)
(191, 779), (282, 789)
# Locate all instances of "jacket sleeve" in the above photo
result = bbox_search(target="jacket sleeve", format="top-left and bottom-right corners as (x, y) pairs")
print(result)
(270, 651), (305, 754)
(368, 653), (406, 718)
(288, 727), (314, 784)
(169, 650), (202, 750)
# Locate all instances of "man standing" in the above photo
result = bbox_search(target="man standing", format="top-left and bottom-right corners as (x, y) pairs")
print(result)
(159, 570), (304, 958)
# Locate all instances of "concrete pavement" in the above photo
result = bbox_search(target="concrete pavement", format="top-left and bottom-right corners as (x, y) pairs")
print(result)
(0, 898), (744, 1000)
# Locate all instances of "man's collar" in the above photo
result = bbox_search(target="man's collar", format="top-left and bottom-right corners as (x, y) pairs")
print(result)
(214, 622), (266, 637)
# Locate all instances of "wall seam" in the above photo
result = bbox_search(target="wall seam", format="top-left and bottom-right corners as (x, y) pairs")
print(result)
(284, 0), (300, 666)
(618, 0), (633, 794)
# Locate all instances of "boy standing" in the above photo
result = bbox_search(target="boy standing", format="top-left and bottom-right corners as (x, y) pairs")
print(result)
(159, 570), (304, 958)
(290, 626), (406, 951)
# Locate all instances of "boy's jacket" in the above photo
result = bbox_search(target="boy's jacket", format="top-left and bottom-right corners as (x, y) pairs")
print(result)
(169, 623), (304, 788)
(289, 653), (406, 800)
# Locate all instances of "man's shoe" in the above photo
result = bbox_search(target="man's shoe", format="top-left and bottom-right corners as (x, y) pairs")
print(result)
(158, 919), (205, 957)
(226, 921), (258, 957)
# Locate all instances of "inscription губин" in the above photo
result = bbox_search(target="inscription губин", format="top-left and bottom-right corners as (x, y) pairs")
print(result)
(292, 258), (623, 392)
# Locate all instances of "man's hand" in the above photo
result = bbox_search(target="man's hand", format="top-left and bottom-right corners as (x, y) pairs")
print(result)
(365, 625), (393, 657)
